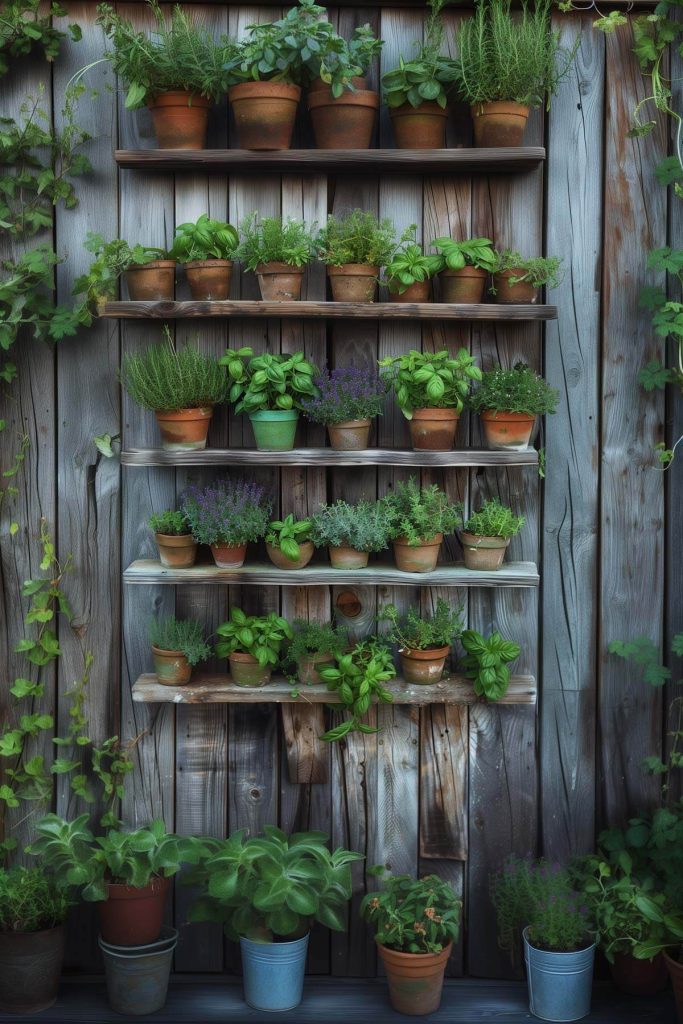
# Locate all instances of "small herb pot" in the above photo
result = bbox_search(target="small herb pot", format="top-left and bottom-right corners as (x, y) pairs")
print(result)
(0, 926), (65, 1015)
(327, 418), (372, 451)
(409, 408), (459, 451)
(154, 406), (212, 451)
(471, 101), (530, 148)
(327, 264), (378, 302)
(211, 541), (247, 569)
(229, 82), (301, 151)
(390, 101), (448, 149)
(147, 91), (210, 149)
(249, 409), (299, 451)
(98, 877), (171, 948)
(125, 260), (176, 301)
(297, 651), (335, 686)
(665, 950), (683, 1023)
(152, 645), (192, 687)
(241, 933), (309, 1012)
(461, 532), (510, 572)
(439, 266), (487, 304)
(387, 279), (431, 303)
(493, 269), (538, 305)
(154, 532), (197, 569)
(329, 545), (370, 569)
(308, 86), (379, 149)
(184, 259), (233, 301)
(610, 952), (668, 996)
(400, 645), (450, 686)
(481, 410), (536, 451)
(393, 534), (442, 574)
(524, 928), (595, 1023)
(266, 540), (315, 570)
(99, 927), (177, 1017)
(229, 652), (272, 688)
(255, 261), (305, 301)
(378, 941), (452, 1016)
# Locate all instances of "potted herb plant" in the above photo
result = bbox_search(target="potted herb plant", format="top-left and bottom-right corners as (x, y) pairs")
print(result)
(308, 24), (382, 149)
(216, 608), (293, 687)
(380, 349), (482, 451)
(469, 362), (559, 451)
(310, 498), (390, 568)
(382, 597), (463, 685)
(265, 514), (315, 570)
(383, 478), (461, 573)
(316, 210), (396, 302)
(120, 331), (230, 451)
(455, 0), (577, 147)
(170, 214), (238, 300)
(492, 250), (563, 304)
(301, 365), (389, 450)
(430, 237), (497, 303)
(361, 871), (462, 1015)
(284, 620), (348, 685)
(320, 638), (396, 741)
(149, 615), (211, 686)
(460, 497), (524, 571)
(383, 227), (442, 302)
(75, 234), (175, 304)
(181, 478), (271, 568)
(460, 629), (520, 700)
(235, 214), (315, 301)
(148, 509), (197, 568)
(185, 827), (362, 1012)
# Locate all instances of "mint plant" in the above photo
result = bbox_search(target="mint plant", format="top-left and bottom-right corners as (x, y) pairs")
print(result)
(320, 639), (396, 742)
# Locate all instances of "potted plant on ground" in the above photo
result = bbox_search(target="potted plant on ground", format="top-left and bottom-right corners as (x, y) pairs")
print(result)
(316, 209), (396, 302)
(301, 365), (389, 450)
(284, 620), (348, 685)
(361, 871), (461, 1015)
(382, 478), (462, 573)
(185, 826), (363, 1012)
(181, 478), (271, 568)
(455, 0), (577, 147)
(460, 497), (524, 571)
(120, 330), (230, 451)
(380, 348), (482, 451)
(307, 23), (382, 149)
(320, 638), (396, 741)
(469, 362), (559, 451)
(430, 237), (497, 303)
(0, 867), (70, 1015)
(149, 615), (211, 686)
(148, 509), (197, 568)
(170, 215), (238, 300)
(460, 629), (520, 700)
(310, 498), (390, 568)
(235, 214), (315, 301)
(492, 250), (563, 304)
(265, 514), (315, 570)
(383, 227), (442, 302)
(75, 233), (175, 304)
(382, 597), (463, 685)
(222, 347), (318, 450)
(216, 608), (292, 687)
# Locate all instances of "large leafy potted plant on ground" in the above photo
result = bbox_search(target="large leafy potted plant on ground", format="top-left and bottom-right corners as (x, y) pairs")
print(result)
(148, 508), (197, 568)
(301, 365), (389, 450)
(235, 215), (315, 301)
(75, 233), (175, 303)
(383, 227), (442, 302)
(284, 620), (348, 685)
(316, 210), (396, 302)
(469, 362), (559, 451)
(265, 514), (315, 570)
(361, 871), (462, 1015)
(320, 638), (396, 741)
(149, 615), (211, 686)
(492, 250), (563, 304)
(181, 478), (271, 568)
(310, 498), (390, 568)
(307, 23), (382, 149)
(430, 237), (497, 303)
(460, 497), (524, 571)
(382, 597), (463, 685)
(185, 827), (363, 1012)
(170, 215), (238, 300)
(460, 629), (520, 700)
(382, 478), (462, 573)
(380, 348), (482, 451)
(120, 331), (230, 451)
(216, 608), (292, 687)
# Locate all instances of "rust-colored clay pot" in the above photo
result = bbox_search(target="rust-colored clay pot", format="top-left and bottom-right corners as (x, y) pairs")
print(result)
(327, 264), (378, 302)
(151, 645), (191, 687)
(125, 260), (176, 301)
(481, 410), (536, 451)
(256, 262), (304, 301)
(308, 87), (379, 149)
(98, 877), (172, 947)
(266, 540), (315, 570)
(229, 651), (272, 688)
(327, 419), (371, 451)
(665, 950), (683, 1022)
(400, 645), (450, 685)
(154, 532), (197, 569)
(184, 259), (233, 301)
(610, 952), (668, 996)
(229, 82), (301, 150)
(390, 101), (448, 149)
(297, 651), (335, 686)
(329, 545), (369, 569)
(409, 408), (459, 451)
(471, 101), (530, 148)
(461, 531), (509, 571)
(155, 406), (212, 451)
(393, 534), (442, 574)
(147, 92), (210, 149)
(378, 941), (452, 1016)
(387, 279), (431, 303)
(439, 266), (487, 304)
(493, 269), (538, 304)
(211, 541), (247, 569)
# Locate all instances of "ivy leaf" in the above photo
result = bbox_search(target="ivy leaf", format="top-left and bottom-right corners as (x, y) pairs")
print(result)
(639, 361), (673, 391)
(94, 433), (115, 458)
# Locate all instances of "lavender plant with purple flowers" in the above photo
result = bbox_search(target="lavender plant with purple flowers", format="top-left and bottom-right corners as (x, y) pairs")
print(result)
(181, 479), (272, 546)
(302, 366), (389, 426)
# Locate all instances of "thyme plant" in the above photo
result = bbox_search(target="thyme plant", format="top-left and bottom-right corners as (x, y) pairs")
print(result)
(382, 598), (464, 651)
(149, 617), (211, 665)
(382, 478), (462, 545)
(236, 215), (315, 270)
(120, 330), (230, 411)
(469, 363), (558, 415)
(0, 867), (70, 932)
(148, 510), (191, 536)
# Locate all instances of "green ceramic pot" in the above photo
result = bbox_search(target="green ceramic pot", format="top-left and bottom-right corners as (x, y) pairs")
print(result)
(249, 410), (299, 451)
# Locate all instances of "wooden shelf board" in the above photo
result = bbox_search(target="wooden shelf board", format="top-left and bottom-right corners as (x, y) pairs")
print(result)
(121, 446), (539, 468)
(124, 559), (540, 588)
(133, 672), (537, 706)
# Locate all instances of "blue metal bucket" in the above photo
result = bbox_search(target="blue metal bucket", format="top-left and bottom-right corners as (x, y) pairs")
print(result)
(99, 927), (177, 1015)
(240, 933), (309, 1012)
(524, 928), (595, 1022)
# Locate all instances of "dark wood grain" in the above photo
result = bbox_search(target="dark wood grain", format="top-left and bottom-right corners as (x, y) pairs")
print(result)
(121, 447), (539, 467)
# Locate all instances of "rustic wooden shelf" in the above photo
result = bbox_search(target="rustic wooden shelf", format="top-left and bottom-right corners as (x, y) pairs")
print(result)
(124, 559), (540, 588)
(121, 446), (538, 468)
(133, 672), (537, 706)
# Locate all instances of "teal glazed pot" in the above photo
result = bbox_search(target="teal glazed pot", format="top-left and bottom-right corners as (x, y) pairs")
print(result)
(524, 928), (595, 1022)
(240, 932), (309, 1012)
(249, 410), (299, 451)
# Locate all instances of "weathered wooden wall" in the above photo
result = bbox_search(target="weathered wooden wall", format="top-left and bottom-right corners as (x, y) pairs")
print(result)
(0, 1), (677, 979)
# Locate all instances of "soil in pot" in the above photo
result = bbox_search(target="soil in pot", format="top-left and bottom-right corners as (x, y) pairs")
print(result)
(297, 652), (335, 686)
(400, 645), (450, 686)
(409, 408), (459, 451)
(393, 534), (442, 574)
(147, 92), (210, 149)
(328, 419), (371, 451)
(439, 266), (487, 304)
(481, 410), (536, 451)
(98, 876), (171, 947)
(471, 101), (530, 148)
(152, 645), (192, 687)
(610, 952), (668, 996)
(249, 410), (299, 451)
(390, 102), (448, 149)
(327, 264), (378, 302)
(229, 82), (301, 150)
(388, 279), (431, 304)
(211, 541), (247, 569)
(0, 926), (65, 1015)
(665, 950), (683, 1023)
(155, 532), (197, 569)
(308, 87), (379, 149)
(125, 260), (176, 301)
(329, 545), (369, 569)
(266, 540), (315, 570)
(229, 652), (272, 688)
(461, 532), (510, 571)
(378, 941), (452, 1016)
(155, 406), (212, 451)
(255, 262), (304, 301)
(184, 259), (233, 301)
(493, 269), (538, 304)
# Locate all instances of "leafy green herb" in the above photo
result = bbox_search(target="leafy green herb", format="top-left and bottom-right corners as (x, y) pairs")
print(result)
(382, 478), (462, 546)
(316, 210), (396, 268)
(236, 214), (315, 271)
(463, 498), (525, 539)
(0, 0), (81, 76)
(382, 598), (463, 652)
(0, 866), (70, 933)
(380, 349), (482, 418)
(216, 608), (292, 666)
(170, 215), (238, 263)
(320, 639), (396, 742)
(148, 510), (190, 537)
(221, 348), (317, 413)
(430, 236), (497, 273)
(460, 629), (520, 700)
(361, 870), (461, 954)
(381, 0), (457, 111)
(309, 499), (390, 553)
(469, 363), (558, 416)
(383, 226), (442, 293)
(120, 329), (229, 412)
(493, 250), (563, 290)
(265, 514), (313, 562)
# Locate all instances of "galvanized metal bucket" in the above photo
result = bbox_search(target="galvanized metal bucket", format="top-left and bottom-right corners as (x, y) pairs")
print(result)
(99, 926), (177, 1016)
(240, 933), (309, 1012)
(524, 928), (595, 1022)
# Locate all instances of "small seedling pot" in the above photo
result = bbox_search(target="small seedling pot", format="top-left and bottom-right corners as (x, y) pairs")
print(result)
(399, 645), (450, 686)
(610, 952), (668, 996)
(461, 532), (510, 572)
(297, 652), (335, 686)
(390, 101), (448, 149)
(148, 91), (210, 149)
(229, 82), (301, 150)
(184, 259), (233, 301)
(493, 269), (538, 304)
(387, 279), (431, 303)
(308, 87), (379, 149)
(327, 418), (372, 451)
(154, 406), (212, 451)
(98, 877), (171, 948)
(327, 264), (378, 302)
(152, 645), (191, 687)
(409, 408), (459, 451)
(439, 266), (487, 304)
(393, 534), (442, 574)
(471, 101), (530, 148)
(378, 941), (452, 1016)
(665, 950), (683, 1023)
(210, 541), (247, 569)
(125, 260), (176, 301)
(229, 652), (272, 688)
(154, 532), (197, 569)
(249, 409), (299, 451)
(329, 545), (370, 569)
(255, 261), (304, 301)
(481, 410), (536, 451)
(241, 933), (309, 1012)
(266, 540), (315, 570)
(524, 928), (595, 1023)
(99, 927), (177, 1017)
(0, 926), (65, 1015)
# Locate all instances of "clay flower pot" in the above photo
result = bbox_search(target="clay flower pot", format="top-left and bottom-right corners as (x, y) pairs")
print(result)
(152, 645), (192, 686)
(211, 541), (247, 569)
(481, 410), (536, 451)
(665, 950), (683, 1022)
(400, 645), (450, 686)
(266, 540), (315, 570)
(229, 82), (301, 150)
(0, 926), (65, 1015)
(409, 408), (459, 451)
(297, 652), (335, 686)
(390, 101), (448, 149)
(439, 266), (487, 304)
(327, 419), (371, 451)
(378, 941), (452, 1016)
(184, 259), (233, 301)
(327, 264), (378, 302)
(393, 534), (442, 574)
(471, 101), (530, 148)
(154, 532), (197, 569)
(154, 407), (212, 451)
(229, 651), (272, 688)
(98, 877), (171, 947)
(147, 92), (210, 149)
(610, 952), (668, 996)
(255, 262), (304, 301)
(329, 545), (369, 569)
(493, 269), (538, 304)
(388, 279), (431, 303)
(125, 260), (176, 301)
(461, 532), (510, 571)
(308, 87), (379, 149)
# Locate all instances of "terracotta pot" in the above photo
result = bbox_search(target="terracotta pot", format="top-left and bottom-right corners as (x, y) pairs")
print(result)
(400, 645), (450, 686)
(378, 941), (452, 1016)
(297, 651), (335, 686)
(98, 877), (171, 947)
(309, 75), (367, 93)
(152, 645), (192, 687)
(154, 407), (212, 451)
(481, 410), (536, 451)
(327, 264), (378, 302)
(610, 952), (668, 996)
(308, 87), (379, 149)
(266, 540), (315, 570)
(393, 534), (442, 574)
(229, 82), (301, 151)
(148, 91), (210, 149)
(327, 419), (371, 451)
(387, 279), (431, 303)
(0, 926), (65, 1015)
(255, 261), (304, 301)
(493, 268), (538, 304)
(229, 651), (272, 688)
(390, 102), (448, 149)
(409, 408), (459, 451)
(125, 260), (176, 301)
(665, 949), (683, 1022)
(461, 531), (510, 571)
(211, 541), (247, 569)
(184, 259), (233, 301)
(329, 545), (369, 569)
(471, 101), (530, 148)
(439, 266), (487, 304)
(155, 532), (197, 569)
